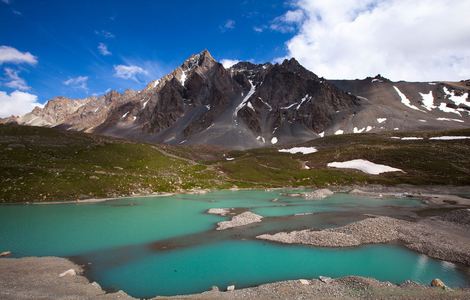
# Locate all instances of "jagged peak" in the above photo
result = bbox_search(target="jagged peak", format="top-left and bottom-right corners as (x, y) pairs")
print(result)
(182, 49), (216, 70)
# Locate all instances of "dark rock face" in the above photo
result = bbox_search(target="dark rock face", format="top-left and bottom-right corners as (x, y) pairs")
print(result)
(6, 49), (469, 149)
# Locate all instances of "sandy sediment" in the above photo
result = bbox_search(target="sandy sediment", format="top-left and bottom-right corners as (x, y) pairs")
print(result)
(207, 208), (232, 216)
(258, 211), (470, 266)
(216, 211), (263, 230)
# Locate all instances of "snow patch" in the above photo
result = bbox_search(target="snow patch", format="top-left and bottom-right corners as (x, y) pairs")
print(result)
(271, 137), (278, 144)
(327, 159), (403, 175)
(281, 102), (298, 110)
(366, 126), (373, 132)
(234, 80), (256, 118)
(430, 136), (470, 140)
(334, 129), (344, 135)
(226, 157), (235, 161)
(353, 127), (365, 133)
(438, 103), (461, 116)
(418, 119), (427, 122)
(437, 117), (464, 123)
(401, 137), (424, 140)
(371, 78), (383, 83)
(142, 98), (150, 108)
(121, 111), (129, 119)
(443, 87), (470, 107)
(393, 86), (424, 112)
(296, 94), (312, 110)
(256, 136), (266, 143)
(179, 70), (188, 86)
(420, 91), (436, 111)
(278, 147), (318, 155)
(319, 132), (325, 138)
(377, 118), (387, 124)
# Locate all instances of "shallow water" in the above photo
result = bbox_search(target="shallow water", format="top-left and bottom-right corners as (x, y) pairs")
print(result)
(0, 190), (468, 297)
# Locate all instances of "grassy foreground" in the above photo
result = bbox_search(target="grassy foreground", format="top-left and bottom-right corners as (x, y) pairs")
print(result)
(1, 124), (470, 202)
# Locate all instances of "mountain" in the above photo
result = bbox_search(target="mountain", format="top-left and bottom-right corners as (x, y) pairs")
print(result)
(3, 50), (470, 149)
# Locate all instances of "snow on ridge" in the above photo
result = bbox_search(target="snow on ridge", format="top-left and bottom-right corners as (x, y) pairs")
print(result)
(420, 91), (436, 111)
(353, 127), (365, 133)
(180, 70), (188, 86)
(296, 94), (312, 110)
(281, 102), (298, 110)
(438, 103), (461, 116)
(443, 87), (470, 107)
(393, 86), (425, 112)
(371, 78), (383, 83)
(437, 117), (464, 123)
(327, 159), (403, 175)
(377, 118), (387, 124)
(278, 147), (318, 155)
(430, 136), (470, 140)
(234, 80), (256, 118)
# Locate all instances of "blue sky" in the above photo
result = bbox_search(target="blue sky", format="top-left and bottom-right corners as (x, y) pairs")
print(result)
(1, 0), (470, 117)
(1, 0), (297, 103)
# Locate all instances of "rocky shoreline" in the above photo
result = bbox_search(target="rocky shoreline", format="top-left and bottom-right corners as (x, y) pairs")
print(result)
(258, 210), (470, 266)
(1, 256), (469, 300)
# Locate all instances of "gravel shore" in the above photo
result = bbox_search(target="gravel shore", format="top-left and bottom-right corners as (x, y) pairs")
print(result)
(258, 210), (470, 266)
(216, 211), (263, 230)
(1, 256), (469, 300)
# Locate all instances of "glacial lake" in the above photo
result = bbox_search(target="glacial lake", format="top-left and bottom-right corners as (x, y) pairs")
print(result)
(0, 190), (469, 297)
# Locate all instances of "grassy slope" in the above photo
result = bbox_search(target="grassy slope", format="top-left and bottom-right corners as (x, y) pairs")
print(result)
(0, 125), (228, 202)
(1, 124), (470, 202)
(219, 129), (470, 187)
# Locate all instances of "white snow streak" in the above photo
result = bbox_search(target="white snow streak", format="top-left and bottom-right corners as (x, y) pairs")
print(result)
(420, 91), (436, 111)
(437, 117), (464, 123)
(278, 147), (318, 154)
(430, 136), (470, 140)
(377, 118), (387, 124)
(334, 129), (344, 135)
(234, 80), (256, 118)
(393, 86), (424, 112)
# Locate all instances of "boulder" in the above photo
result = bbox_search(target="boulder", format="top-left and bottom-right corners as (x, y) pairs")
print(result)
(319, 276), (333, 283)
(59, 269), (76, 277)
(430, 278), (446, 289)
(299, 279), (310, 285)
(303, 189), (334, 200)
(227, 285), (235, 291)
(0, 251), (11, 257)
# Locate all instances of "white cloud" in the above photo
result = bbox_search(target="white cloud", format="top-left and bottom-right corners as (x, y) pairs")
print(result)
(253, 26), (265, 33)
(3, 68), (30, 90)
(270, 9), (305, 33)
(0, 90), (42, 117)
(224, 19), (236, 29)
(220, 59), (240, 69)
(0, 46), (37, 65)
(113, 64), (148, 81)
(97, 43), (112, 56)
(94, 30), (115, 39)
(283, 0), (470, 81)
(63, 76), (88, 90)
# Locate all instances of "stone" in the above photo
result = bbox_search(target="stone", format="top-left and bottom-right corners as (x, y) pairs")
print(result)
(227, 285), (235, 291)
(0, 251), (11, 257)
(430, 278), (446, 289)
(59, 269), (76, 277)
(319, 276), (333, 283)
(303, 189), (334, 200)
(299, 279), (310, 285)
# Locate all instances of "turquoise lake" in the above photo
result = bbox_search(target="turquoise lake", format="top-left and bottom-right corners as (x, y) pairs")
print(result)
(0, 190), (468, 297)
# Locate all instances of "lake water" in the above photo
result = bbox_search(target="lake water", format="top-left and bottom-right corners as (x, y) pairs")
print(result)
(0, 190), (468, 297)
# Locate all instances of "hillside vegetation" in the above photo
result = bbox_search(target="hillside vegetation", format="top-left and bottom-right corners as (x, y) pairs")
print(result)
(1, 124), (470, 203)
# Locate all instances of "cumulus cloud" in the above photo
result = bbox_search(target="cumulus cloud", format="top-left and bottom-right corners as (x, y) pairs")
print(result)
(3, 68), (30, 90)
(63, 76), (88, 90)
(220, 59), (240, 69)
(0, 46), (37, 65)
(283, 0), (470, 81)
(220, 19), (236, 32)
(113, 64), (148, 81)
(0, 90), (42, 117)
(97, 42), (112, 56)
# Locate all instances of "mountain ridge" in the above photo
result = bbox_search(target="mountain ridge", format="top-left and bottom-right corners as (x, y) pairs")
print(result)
(2, 50), (470, 149)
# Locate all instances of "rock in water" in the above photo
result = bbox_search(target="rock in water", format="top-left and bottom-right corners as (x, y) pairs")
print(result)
(303, 189), (334, 200)
(0, 251), (11, 257)
(430, 278), (446, 289)
(227, 285), (235, 291)
(217, 211), (263, 230)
